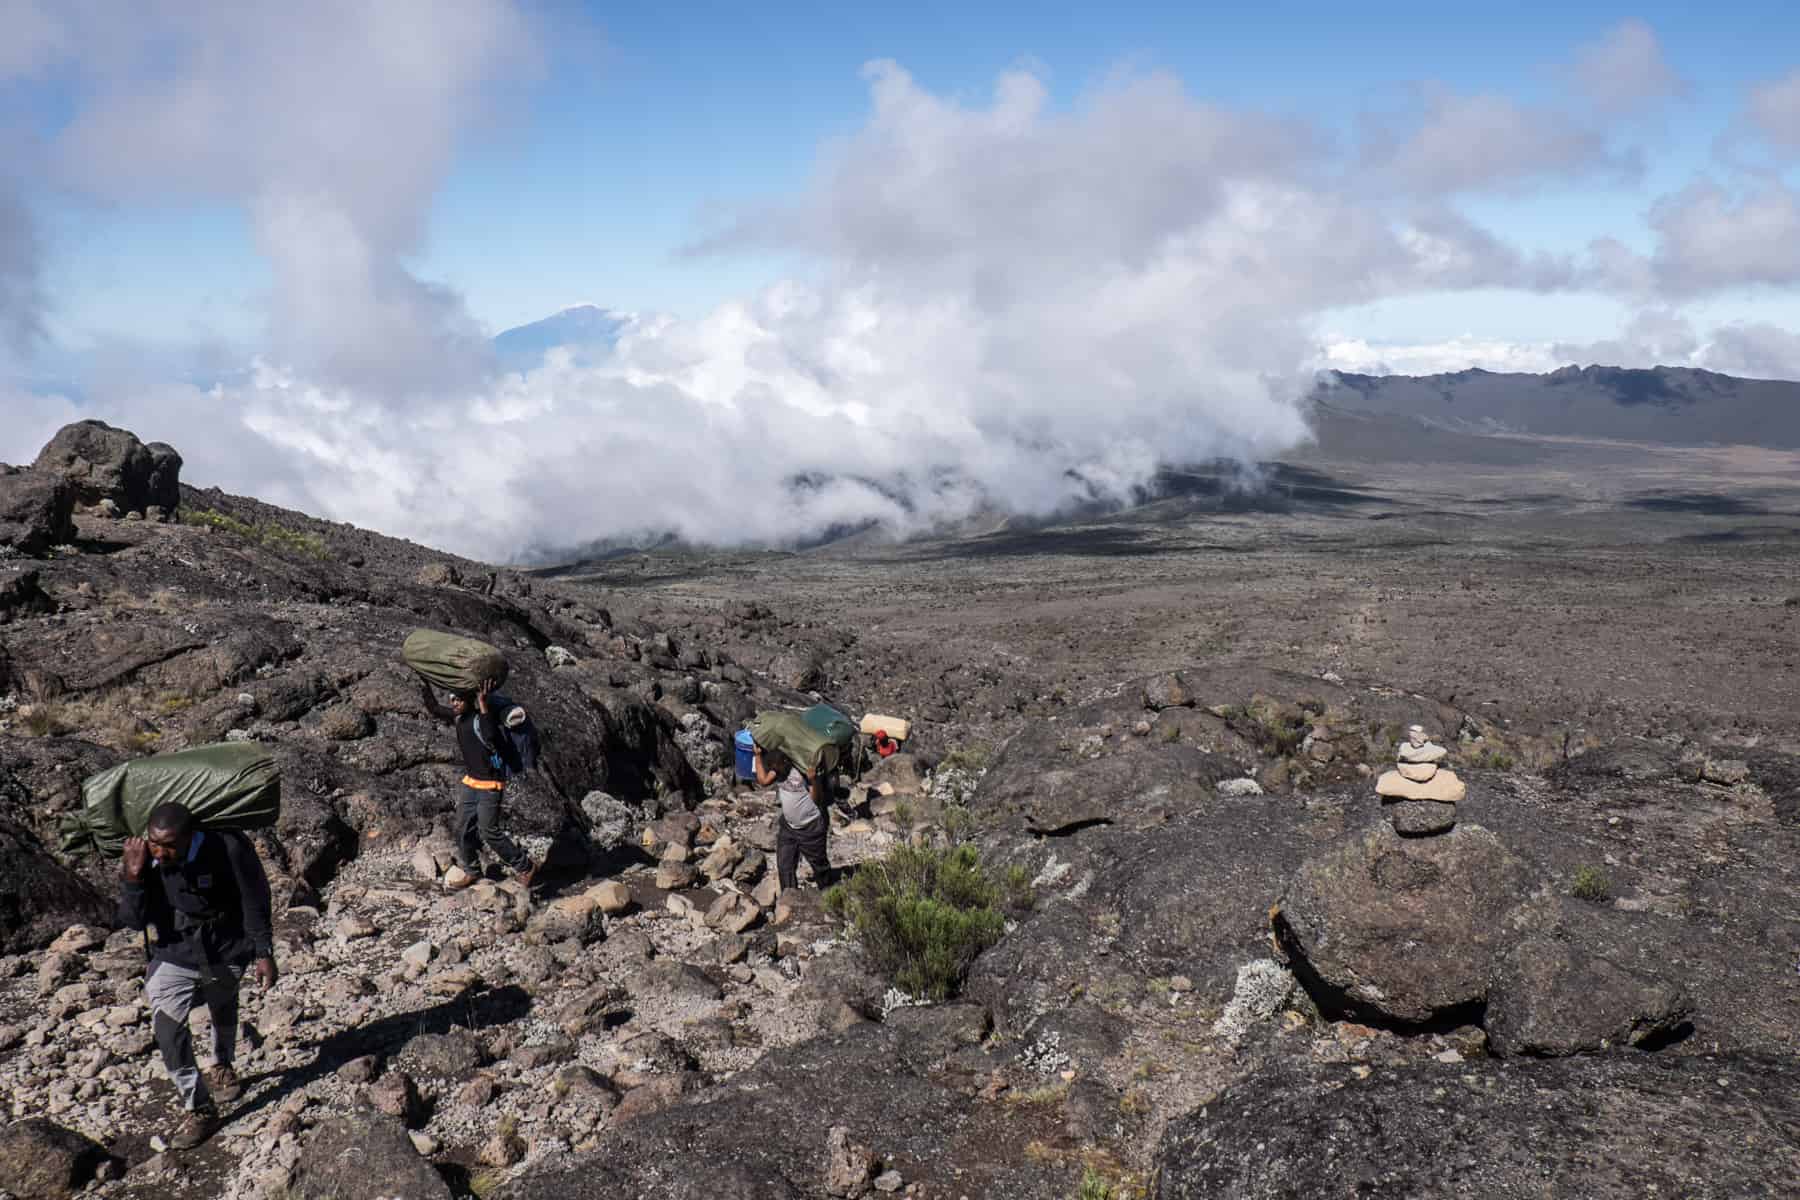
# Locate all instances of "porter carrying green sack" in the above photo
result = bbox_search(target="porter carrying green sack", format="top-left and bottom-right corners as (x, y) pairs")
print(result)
(750, 704), (855, 775)
(59, 742), (281, 858)
(402, 628), (509, 693)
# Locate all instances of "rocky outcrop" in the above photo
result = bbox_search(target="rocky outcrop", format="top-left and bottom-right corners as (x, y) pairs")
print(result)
(0, 812), (108, 955)
(1154, 1053), (1800, 1199)
(0, 1117), (112, 1199)
(0, 469), (77, 556)
(291, 1111), (451, 1199)
(31, 420), (181, 517)
(1273, 821), (1532, 1025)
(1485, 896), (1692, 1056)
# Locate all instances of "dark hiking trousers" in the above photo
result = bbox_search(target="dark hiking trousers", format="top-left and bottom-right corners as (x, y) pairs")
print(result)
(776, 815), (830, 889)
(457, 782), (530, 874)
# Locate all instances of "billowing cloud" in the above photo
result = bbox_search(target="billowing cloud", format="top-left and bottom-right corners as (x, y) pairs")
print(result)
(41, 0), (533, 392)
(1553, 308), (1699, 366)
(1701, 321), (1800, 379)
(1362, 86), (1634, 194)
(1569, 19), (1685, 115)
(0, 184), (44, 357)
(1318, 335), (1563, 377)
(1745, 69), (1800, 156)
(1646, 180), (1800, 294)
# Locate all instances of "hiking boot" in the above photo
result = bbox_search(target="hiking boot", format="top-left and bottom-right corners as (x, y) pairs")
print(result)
(204, 1064), (244, 1104)
(444, 864), (478, 890)
(514, 861), (540, 891)
(169, 1107), (220, 1150)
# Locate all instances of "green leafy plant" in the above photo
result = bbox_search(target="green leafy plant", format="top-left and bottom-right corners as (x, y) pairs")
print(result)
(941, 740), (994, 771)
(181, 506), (329, 559)
(824, 843), (1007, 1000)
(1077, 1166), (1118, 1200)
(1570, 865), (1612, 903)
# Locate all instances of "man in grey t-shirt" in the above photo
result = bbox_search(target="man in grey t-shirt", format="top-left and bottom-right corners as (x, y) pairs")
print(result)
(753, 744), (832, 889)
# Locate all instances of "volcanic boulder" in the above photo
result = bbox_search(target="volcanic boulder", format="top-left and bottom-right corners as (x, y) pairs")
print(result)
(1273, 821), (1531, 1025)
(32, 420), (181, 516)
(0, 469), (77, 556)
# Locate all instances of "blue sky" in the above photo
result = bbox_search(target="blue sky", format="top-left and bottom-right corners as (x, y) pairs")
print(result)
(13, 1), (1799, 351)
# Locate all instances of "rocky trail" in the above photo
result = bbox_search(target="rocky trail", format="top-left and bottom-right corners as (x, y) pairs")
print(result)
(3, 420), (1799, 1199)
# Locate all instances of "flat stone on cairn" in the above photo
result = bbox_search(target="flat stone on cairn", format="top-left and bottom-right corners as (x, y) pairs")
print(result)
(1377, 724), (1463, 832)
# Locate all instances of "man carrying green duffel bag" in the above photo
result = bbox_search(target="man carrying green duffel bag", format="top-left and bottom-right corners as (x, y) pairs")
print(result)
(118, 801), (276, 1151)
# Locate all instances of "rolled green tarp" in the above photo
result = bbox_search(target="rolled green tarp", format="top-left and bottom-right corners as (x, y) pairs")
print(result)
(58, 742), (281, 858)
(749, 707), (851, 775)
(402, 628), (509, 694)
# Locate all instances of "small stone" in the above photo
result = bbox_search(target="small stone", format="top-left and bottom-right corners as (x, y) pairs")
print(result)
(408, 1131), (440, 1156)
(546, 645), (579, 668)
(1397, 741), (1448, 765)
(456, 1075), (498, 1108)
(337, 1055), (380, 1084)
(1434, 1049), (1462, 1064)
(1396, 761), (1438, 783)
(1702, 759), (1750, 787)
(873, 1169), (904, 1193)
(401, 941), (436, 968)
(1216, 777), (1264, 798)
(1388, 800), (1458, 836)
(1375, 768), (1466, 803)
(335, 913), (378, 940)
(478, 1127), (527, 1168)
(410, 844), (443, 881)
(656, 861), (700, 891)
(585, 881), (632, 915)
(824, 1125), (876, 1198)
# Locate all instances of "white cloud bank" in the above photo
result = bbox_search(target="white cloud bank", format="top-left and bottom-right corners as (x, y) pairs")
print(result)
(3, 12), (1800, 558)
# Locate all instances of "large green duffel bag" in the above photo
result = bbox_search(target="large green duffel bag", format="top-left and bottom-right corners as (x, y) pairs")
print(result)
(750, 704), (855, 775)
(58, 742), (281, 858)
(402, 628), (509, 694)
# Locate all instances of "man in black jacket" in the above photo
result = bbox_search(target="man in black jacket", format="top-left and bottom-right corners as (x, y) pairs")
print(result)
(118, 802), (276, 1150)
(421, 676), (537, 890)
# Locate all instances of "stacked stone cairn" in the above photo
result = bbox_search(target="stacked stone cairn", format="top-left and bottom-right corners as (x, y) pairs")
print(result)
(1375, 724), (1464, 836)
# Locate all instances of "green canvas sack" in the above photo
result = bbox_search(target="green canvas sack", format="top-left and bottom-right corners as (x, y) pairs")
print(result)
(750, 704), (855, 775)
(402, 628), (509, 694)
(59, 742), (281, 858)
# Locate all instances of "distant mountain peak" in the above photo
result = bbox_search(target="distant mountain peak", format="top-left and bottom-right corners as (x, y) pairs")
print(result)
(492, 305), (634, 373)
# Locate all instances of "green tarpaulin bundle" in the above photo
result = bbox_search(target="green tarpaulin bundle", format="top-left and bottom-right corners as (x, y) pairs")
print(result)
(749, 704), (855, 775)
(58, 742), (281, 858)
(402, 628), (509, 694)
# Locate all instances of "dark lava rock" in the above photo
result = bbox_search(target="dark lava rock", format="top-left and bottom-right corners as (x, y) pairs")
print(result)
(292, 1111), (450, 1199)
(0, 1117), (112, 1199)
(0, 813), (109, 954)
(980, 744), (1237, 834)
(1485, 897), (1691, 1057)
(1274, 821), (1532, 1025)
(1386, 799), (1456, 836)
(31, 420), (180, 515)
(0, 470), (76, 556)
(507, 1019), (1069, 1200)
(0, 569), (55, 625)
(369, 1071), (426, 1127)
(402, 1030), (484, 1080)
(1154, 1053), (1800, 1199)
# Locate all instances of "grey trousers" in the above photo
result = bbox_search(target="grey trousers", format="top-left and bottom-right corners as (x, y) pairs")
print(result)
(146, 958), (244, 1111)
(457, 782), (530, 873)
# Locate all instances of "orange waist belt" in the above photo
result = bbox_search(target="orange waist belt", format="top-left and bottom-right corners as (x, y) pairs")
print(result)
(461, 776), (505, 791)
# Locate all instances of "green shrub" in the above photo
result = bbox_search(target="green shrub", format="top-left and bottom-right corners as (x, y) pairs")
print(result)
(181, 506), (328, 559)
(941, 740), (994, 771)
(825, 843), (1007, 1000)
(1570, 865), (1612, 903)
(1077, 1166), (1117, 1200)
